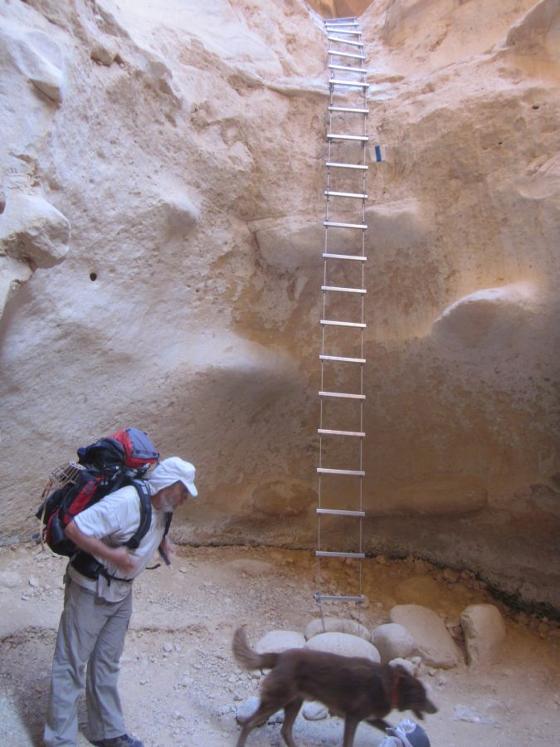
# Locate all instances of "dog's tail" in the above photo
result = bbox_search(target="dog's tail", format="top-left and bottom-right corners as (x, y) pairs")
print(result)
(233, 627), (279, 671)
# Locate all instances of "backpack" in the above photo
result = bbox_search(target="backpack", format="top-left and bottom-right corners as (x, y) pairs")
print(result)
(36, 427), (160, 558)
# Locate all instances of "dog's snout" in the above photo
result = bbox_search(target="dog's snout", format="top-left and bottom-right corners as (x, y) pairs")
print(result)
(425, 698), (438, 714)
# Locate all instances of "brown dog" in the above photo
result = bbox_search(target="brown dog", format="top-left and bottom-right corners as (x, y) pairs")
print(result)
(233, 627), (437, 747)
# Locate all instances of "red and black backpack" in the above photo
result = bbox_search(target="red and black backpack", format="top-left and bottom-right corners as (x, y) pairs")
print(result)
(36, 427), (160, 557)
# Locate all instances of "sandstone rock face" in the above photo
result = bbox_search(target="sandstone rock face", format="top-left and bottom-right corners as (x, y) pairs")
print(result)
(0, 0), (559, 611)
(0, 23), (65, 103)
(0, 193), (70, 270)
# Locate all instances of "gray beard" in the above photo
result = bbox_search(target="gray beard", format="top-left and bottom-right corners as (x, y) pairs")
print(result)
(158, 496), (176, 512)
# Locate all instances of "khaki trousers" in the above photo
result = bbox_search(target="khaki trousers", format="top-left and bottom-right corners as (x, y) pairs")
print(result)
(43, 577), (132, 746)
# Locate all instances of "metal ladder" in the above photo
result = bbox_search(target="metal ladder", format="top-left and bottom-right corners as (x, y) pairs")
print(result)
(315, 16), (369, 608)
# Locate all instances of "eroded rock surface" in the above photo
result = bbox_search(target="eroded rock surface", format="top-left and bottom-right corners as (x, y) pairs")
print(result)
(0, 0), (559, 611)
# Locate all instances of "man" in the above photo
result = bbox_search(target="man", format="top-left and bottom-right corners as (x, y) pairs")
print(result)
(43, 456), (198, 747)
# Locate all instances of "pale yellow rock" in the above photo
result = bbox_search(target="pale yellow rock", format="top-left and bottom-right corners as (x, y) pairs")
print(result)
(460, 603), (506, 666)
(0, 0), (559, 614)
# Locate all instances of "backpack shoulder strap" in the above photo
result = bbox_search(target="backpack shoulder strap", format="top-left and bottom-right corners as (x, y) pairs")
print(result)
(126, 479), (152, 550)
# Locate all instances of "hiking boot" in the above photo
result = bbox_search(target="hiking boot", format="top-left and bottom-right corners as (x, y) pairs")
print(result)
(92, 735), (144, 747)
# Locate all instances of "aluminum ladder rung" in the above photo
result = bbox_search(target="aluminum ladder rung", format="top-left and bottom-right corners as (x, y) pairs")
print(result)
(327, 132), (368, 142)
(328, 64), (366, 74)
(329, 80), (369, 89)
(327, 36), (364, 48)
(317, 508), (366, 517)
(318, 428), (366, 438)
(326, 161), (368, 170)
(320, 354), (365, 364)
(325, 21), (359, 27)
(321, 285), (366, 294)
(317, 467), (366, 476)
(324, 220), (368, 230)
(319, 390), (366, 400)
(315, 593), (366, 603)
(316, 550), (366, 559)
(323, 253), (367, 261)
(327, 50), (366, 60)
(320, 319), (366, 329)
(328, 106), (369, 114)
(325, 16), (358, 23)
(325, 29), (361, 36)
(325, 190), (368, 199)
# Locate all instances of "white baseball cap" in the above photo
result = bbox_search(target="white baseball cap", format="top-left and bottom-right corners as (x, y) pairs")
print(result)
(149, 457), (198, 497)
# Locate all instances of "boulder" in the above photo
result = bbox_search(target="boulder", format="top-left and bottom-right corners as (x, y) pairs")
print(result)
(390, 605), (462, 668)
(255, 630), (305, 654)
(302, 701), (328, 720)
(460, 604), (506, 665)
(305, 632), (380, 663)
(235, 696), (259, 723)
(372, 623), (416, 663)
(304, 617), (371, 642)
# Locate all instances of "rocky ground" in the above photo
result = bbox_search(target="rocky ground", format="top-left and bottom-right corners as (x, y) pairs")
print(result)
(1, 542), (559, 747)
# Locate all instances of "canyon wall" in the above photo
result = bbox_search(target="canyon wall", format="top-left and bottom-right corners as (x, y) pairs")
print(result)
(1, 0), (559, 610)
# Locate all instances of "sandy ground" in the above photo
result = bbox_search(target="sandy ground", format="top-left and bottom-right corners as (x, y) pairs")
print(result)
(1, 542), (560, 747)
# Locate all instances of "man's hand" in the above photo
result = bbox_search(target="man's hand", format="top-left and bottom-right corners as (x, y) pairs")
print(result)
(110, 547), (138, 575)
(65, 520), (138, 576)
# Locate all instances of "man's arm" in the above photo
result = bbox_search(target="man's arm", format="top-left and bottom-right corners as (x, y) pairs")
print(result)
(65, 520), (137, 575)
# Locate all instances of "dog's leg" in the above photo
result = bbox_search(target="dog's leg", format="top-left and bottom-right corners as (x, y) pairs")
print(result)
(236, 700), (285, 747)
(365, 717), (392, 733)
(342, 716), (359, 747)
(280, 697), (303, 747)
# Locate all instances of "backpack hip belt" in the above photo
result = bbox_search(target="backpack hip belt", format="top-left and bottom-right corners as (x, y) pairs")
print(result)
(70, 551), (133, 586)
